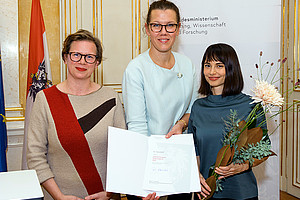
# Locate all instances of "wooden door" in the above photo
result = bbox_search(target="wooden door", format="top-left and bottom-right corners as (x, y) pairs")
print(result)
(281, 0), (300, 198)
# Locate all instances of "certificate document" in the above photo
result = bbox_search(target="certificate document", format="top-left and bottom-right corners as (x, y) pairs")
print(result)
(106, 127), (201, 197)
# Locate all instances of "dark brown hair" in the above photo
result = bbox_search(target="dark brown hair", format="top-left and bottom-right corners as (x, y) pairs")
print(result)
(146, 0), (180, 24)
(61, 29), (102, 63)
(198, 43), (244, 96)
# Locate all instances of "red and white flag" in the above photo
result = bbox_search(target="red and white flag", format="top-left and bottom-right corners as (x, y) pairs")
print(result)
(22, 0), (52, 169)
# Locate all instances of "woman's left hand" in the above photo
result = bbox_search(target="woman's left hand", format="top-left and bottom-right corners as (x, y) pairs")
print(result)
(84, 191), (112, 200)
(142, 192), (160, 200)
(215, 162), (249, 179)
(165, 123), (183, 138)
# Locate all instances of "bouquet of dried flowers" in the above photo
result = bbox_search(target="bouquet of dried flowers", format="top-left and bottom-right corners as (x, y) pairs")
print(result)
(201, 52), (298, 200)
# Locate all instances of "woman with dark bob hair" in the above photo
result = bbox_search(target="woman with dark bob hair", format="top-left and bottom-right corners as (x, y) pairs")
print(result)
(27, 29), (126, 200)
(188, 43), (268, 200)
(198, 44), (244, 96)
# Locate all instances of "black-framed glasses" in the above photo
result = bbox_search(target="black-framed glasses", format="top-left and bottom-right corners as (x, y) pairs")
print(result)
(149, 23), (178, 33)
(68, 52), (98, 64)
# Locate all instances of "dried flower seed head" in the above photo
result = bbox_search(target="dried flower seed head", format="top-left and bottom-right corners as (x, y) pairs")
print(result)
(266, 61), (269, 64)
(282, 57), (287, 63)
(295, 79), (300, 87)
(255, 64), (259, 68)
(278, 59), (281, 62)
(271, 63), (274, 66)
(260, 51), (263, 56)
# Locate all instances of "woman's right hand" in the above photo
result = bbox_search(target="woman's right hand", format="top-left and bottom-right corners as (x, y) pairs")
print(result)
(165, 122), (183, 138)
(197, 173), (211, 199)
(142, 192), (160, 200)
(59, 195), (84, 200)
(84, 191), (112, 200)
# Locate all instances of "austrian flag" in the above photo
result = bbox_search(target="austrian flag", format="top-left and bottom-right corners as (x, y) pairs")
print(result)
(22, 0), (53, 169)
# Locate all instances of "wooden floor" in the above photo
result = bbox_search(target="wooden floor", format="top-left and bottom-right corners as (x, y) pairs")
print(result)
(280, 191), (300, 200)
(121, 192), (299, 200)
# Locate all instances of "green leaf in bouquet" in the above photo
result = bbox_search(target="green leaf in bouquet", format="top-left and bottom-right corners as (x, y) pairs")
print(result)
(215, 179), (223, 192)
(234, 140), (276, 166)
(223, 110), (240, 145)
(252, 150), (276, 167)
(247, 117), (257, 130)
(262, 129), (269, 140)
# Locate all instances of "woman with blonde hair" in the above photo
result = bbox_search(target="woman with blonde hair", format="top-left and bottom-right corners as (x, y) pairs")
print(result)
(27, 29), (126, 200)
(122, 0), (198, 199)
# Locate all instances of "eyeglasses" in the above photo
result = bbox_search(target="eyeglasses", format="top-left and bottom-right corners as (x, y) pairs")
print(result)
(149, 23), (178, 33)
(68, 52), (98, 64)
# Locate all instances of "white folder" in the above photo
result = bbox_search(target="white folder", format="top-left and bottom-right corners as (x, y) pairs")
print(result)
(0, 170), (43, 200)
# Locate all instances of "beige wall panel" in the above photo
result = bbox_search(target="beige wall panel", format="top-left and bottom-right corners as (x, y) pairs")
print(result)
(132, 0), (149, 58)
(140, 0), (150, 54)
(101, 0), (132, 86)
(60, 0), (149, 88)
(19, 0), (60, 108)
(19, 0), (30, 108)
(81, 0), (94, 32)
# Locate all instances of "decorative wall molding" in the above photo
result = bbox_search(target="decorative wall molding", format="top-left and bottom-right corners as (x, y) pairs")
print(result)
(292, 100), (300, 188)
(5, 107), (25, 122)
(293, 0), (300, 92)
